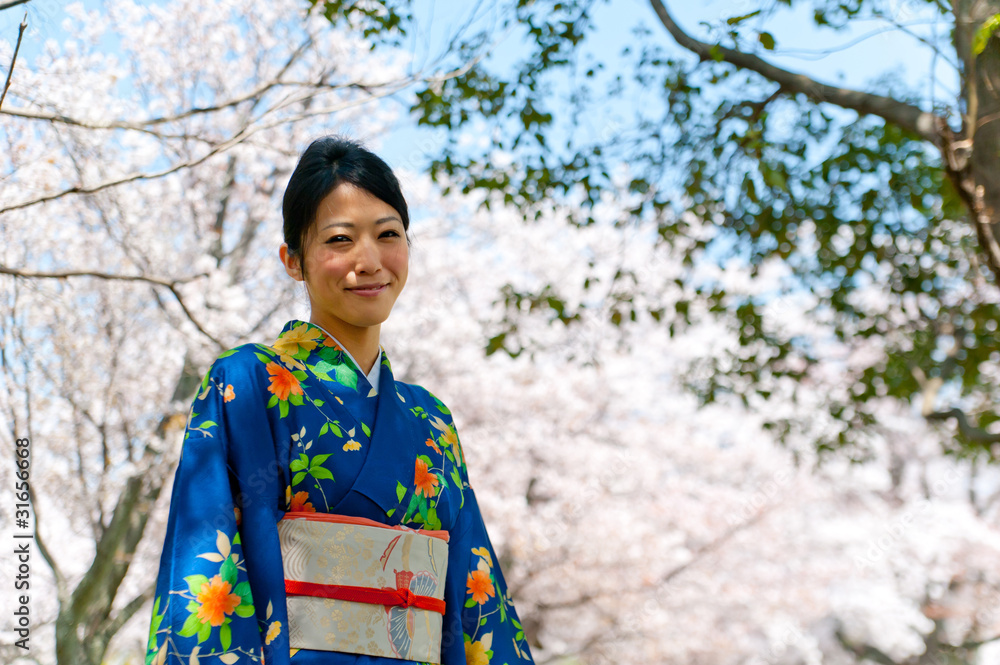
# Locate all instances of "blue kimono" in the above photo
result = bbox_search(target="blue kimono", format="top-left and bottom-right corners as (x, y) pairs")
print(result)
(146, 320), (533, 665)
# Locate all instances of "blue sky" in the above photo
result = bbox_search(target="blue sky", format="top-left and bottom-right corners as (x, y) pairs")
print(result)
(2, 0), (957, 171)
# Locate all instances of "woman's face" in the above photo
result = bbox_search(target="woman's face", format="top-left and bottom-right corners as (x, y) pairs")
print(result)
(280, 183), (408, 339)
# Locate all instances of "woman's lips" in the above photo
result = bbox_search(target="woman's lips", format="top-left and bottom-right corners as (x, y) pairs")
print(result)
(347, 284), (388, 297)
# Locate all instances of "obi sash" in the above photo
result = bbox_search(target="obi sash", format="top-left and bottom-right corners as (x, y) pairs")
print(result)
(277, 513), (450, 662)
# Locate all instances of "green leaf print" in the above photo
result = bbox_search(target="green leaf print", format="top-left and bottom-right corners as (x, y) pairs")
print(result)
(197, 619), (211, 643)
(333, 363), (358, 390)
(235, 604), (255, 618)
(310, 466), (334, 481)
(309, 360), (336, 381)
(178, 613), (202, 638)
(220, 623), (232, 650)
(361, 422), (371, 437)
(220, 556), (237, 585)
(396, 481), (406, 502)
(184, 574), (209, 595)
(234, 581), (252, 604)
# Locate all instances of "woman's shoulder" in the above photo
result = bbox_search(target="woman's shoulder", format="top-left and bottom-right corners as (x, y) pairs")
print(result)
(393, 379), (454, 418)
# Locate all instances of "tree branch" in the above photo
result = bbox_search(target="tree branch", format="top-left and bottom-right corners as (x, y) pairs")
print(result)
(0, 0), (29, 12)
(925, 407), (1000, 444)
(97, 581), (157, 649)
(647, 0), (942, 144)
(28, 475), (69, 605)
(0, 267), (223, 348)
(0, 12), (26, 111)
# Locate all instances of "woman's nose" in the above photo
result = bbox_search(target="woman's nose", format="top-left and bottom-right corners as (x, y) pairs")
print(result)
(354, 237), (381, 274)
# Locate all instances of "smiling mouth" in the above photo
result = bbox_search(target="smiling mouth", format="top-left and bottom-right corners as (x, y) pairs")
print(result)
(347, 283), (389, 296)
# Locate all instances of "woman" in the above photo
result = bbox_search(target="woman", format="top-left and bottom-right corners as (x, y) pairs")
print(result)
(146, 137), (534, 665)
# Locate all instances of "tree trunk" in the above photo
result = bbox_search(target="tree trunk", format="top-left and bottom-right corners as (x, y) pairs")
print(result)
(946, 0), (1000, 282)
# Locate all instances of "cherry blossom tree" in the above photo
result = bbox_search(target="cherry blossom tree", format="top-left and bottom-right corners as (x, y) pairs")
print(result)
(0, 1), (460, 662)
(2, 2), (1000, 665)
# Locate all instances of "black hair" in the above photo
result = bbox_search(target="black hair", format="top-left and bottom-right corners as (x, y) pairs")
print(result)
(282, 136), (409, 259)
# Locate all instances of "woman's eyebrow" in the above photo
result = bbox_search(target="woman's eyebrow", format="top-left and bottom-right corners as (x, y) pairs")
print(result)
(320, 217), (401, 230)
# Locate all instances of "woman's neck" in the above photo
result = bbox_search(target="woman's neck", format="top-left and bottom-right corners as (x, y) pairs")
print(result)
(308, 316), (381, 374)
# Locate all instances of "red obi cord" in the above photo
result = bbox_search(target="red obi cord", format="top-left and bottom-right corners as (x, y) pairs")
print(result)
(285, 580), (447, 615)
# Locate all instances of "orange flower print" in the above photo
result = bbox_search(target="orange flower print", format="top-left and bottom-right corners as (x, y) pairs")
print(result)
(265, 621), (282, 645)
(233, 506), (242, 526)
(413, 458), (439, 498)
(288, 491), (315, 513)
(195, 575), (242, 627)
(466, 569), (495, 605)
(343, 440), (361, 452)
(465, 639), (490, 665)
(223, 384), (236, 402)
(425, 437), (441, 454)
(266, 362), (303, 401)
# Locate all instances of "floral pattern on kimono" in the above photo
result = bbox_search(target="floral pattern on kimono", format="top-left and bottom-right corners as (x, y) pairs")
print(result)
(146, 320), (533, 665)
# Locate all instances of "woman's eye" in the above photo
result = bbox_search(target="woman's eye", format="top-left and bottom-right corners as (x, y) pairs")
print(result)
(380, 230), (400, 239)
(325, 235), (350, 243)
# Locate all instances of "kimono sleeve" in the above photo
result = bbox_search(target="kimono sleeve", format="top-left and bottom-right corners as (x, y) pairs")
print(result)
(435, 417), (535, 664)
(146, 352), (276, 665)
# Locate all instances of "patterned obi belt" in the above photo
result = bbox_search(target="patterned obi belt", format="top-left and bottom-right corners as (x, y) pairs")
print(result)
(277, 513), (450, 663)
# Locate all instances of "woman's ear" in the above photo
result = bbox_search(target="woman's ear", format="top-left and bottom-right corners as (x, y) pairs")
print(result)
(279, 244), (303, 282)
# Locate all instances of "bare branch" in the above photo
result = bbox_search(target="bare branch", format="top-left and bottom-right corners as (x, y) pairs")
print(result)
(97, 581), (156, 648)
(647, 0), (942, 144)
(28, 475), (69, 605)
(0, 266), (205, 289)
(0, 126), (254, 214)
(0, 267), (224, 348)
(0, 12), (26, 111)
(0, 0), (29, 12)
(925, 407), (1000, 444)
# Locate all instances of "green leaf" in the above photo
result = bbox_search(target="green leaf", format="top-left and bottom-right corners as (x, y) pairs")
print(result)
(254, 352), (273, 364)
(310, 360), (336, 377)
(197, 619), (211, 643)
(396, 481), (407, 502)
(361, 422), (371, 437)
(464, 596), (477, 608)
(178, 613), (202, 638)
(319, 422), (329, 436)
(727, 9), (761, 25)
(310, 466), (334, 481)
(267, 394), (279, 409)
(220, 623), (232, 651)
(310, 453), (332, 468)
(289, 458), (307, 472)
(279, 400), (289, 418)
(235, 603), (255, 618)
(709, 43), (724, 62)
(758, 31), (775, 50)
(197, 420), (217, 429)
(184, 574), (209, 595)
(334, 363), (359, 390)
(217, 348), (238, 359)
(234, 581), (252, 603)
(220, 555), (238, 585)
(974, 14), (1000, 55)
(292, 471), (307, 486)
